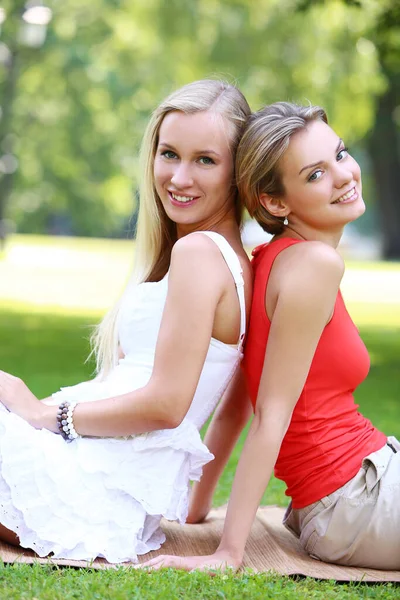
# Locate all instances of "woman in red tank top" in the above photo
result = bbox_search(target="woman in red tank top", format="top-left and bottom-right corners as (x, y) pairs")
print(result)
(142, 102), (400, 572)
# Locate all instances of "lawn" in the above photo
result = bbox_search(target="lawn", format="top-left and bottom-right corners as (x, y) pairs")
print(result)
(0, 235), (399, 599)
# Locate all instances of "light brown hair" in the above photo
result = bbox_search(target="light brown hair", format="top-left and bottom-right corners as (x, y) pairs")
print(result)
(236, 102), (328, 234)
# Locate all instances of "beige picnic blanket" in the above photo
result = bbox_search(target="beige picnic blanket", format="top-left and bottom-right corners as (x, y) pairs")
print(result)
(1, 506), (399, 582)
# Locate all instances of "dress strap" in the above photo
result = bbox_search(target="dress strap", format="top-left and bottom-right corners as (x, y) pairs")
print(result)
(201, 231), (246, 349)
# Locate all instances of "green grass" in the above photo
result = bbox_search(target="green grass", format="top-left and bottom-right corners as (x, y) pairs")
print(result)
(0, 235), (399, 598)
(1, 564), (399, 600)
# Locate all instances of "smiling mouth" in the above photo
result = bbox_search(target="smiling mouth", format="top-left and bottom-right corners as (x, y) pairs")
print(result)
(169, 192), (197, 204)
(332, 187), (357, 204)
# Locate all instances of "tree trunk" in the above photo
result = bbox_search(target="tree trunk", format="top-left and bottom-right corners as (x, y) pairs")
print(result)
(368, 79), (400, 260)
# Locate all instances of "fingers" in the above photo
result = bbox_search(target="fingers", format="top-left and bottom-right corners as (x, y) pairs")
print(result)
(0, 371), (19, 389)
(0, 371), (11, 394)
(0, 370), (16, 379)
(0, 371), (19, 394)
(137, 555), (166, 568)
(136, 553), (237, 575)
(136, 554), (191, 571)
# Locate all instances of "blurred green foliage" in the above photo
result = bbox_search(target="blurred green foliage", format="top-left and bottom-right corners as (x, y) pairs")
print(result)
(0, 0), (397, 238)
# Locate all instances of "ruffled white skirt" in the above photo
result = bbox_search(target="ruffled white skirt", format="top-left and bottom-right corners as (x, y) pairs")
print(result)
(0, 372), (213, 563)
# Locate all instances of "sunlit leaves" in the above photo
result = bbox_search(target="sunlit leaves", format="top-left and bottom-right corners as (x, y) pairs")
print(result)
(0, 0), (394, 236)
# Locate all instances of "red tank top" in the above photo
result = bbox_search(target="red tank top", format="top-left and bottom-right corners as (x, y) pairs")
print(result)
(243, 238), (386, 508)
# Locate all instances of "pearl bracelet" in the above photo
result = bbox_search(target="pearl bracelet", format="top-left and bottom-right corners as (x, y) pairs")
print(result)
(56, 401), (80, 442)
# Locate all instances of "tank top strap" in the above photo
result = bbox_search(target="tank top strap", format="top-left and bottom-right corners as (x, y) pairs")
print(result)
(201, 231), (246, 349)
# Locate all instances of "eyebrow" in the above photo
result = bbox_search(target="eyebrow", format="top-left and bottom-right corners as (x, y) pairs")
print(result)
(158, 142), (221, 157)
(298, 138), (343, 175)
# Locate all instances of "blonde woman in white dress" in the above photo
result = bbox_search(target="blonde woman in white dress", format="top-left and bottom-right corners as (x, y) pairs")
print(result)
(0, 79), (253, 563)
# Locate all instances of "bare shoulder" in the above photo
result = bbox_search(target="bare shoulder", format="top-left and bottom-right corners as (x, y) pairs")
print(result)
(266, 241), (344, 320)
(171, 232), (226, 270)
(302, 241), (344, 271)
(275, 241), (345, 284)
(170, 233), (229, 289)
(172, 231), (222, 257)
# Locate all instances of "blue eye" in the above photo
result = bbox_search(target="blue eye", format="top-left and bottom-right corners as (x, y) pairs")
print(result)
(337, 147), (349, 161)
(308, 170), (322, 182)
(199, 156), (215, 165)
(161, 150), (177, 159)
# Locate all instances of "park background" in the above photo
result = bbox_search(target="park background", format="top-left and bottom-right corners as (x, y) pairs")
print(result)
(0, 1), (400, 599)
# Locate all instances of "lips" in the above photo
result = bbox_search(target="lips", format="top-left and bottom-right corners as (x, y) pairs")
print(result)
(332, 186), (358, 204)
(170, 192), (194, 203)
(168, 191), (199, 207)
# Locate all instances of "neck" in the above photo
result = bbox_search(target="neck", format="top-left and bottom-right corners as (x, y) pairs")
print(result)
(176, 207), (240, 241)
(279, 223), (344, 249)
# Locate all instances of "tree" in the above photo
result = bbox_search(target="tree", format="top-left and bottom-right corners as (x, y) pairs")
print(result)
(366, 1), (400, 258)
(298, 0), (400, 258)
(0, 0), (391, 244)
(0, 0), (26, 248)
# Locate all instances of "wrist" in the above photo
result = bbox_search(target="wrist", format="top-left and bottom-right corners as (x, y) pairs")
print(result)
(216, 543), (244, 567)
(186, 504), (211, 524)
(187, 495), (212, 524)
(32, 403), (58, 433)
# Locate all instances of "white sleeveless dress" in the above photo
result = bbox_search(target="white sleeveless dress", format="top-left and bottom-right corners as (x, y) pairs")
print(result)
(0, 232), (246, 563)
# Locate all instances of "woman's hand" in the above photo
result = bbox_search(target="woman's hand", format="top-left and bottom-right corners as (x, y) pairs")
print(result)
(186, 485), (212, 524)
(138, 549), (241, 573)
(185, 371), (252, 525)
(186, 500), (212, 524)
(0, 370), (46, 428)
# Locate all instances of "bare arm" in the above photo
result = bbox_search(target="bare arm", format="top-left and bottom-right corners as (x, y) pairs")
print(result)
(0, 234), (231, 436)
(187, 368), (252, 524)
(140, 242), (345, 571)
(215, 245), (344, 564)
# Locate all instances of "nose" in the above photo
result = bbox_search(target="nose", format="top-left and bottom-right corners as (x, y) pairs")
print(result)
(170, 162), (194, 188)
(333, 161), (353, 189)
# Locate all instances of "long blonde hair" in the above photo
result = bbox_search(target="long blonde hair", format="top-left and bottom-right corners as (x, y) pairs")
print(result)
(92, 79), (251, 376)
(236, 102), (327, 234)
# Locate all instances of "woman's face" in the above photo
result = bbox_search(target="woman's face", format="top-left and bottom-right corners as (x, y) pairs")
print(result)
(278, 120), (365, 234)
(154, 110), (235, 234)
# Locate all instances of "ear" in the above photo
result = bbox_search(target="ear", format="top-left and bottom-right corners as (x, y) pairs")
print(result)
(259, 193), (290, 219)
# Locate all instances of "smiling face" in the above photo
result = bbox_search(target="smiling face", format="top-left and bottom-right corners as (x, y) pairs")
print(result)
(153, 110), (236, 235)
(275, 120), (365, 239)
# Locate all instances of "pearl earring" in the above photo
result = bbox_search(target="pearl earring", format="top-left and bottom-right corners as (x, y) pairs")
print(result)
(283, 216), (289, 226)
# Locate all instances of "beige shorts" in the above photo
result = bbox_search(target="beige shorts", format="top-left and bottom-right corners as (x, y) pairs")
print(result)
(283, 437), (400, 570)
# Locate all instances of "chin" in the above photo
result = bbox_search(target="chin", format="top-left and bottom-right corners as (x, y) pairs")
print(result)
(356, 196), (366, 217)
(348, 196), (366, 223)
